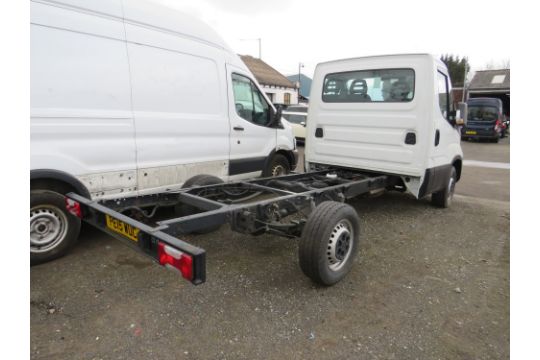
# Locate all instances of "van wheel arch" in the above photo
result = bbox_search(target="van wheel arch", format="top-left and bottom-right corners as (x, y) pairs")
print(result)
(31, 169), (90, 198)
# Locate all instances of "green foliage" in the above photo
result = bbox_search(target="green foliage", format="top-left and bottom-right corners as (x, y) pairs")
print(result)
(440, 54), (470, 87)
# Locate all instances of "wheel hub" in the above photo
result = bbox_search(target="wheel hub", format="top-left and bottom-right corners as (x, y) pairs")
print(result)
(272, 165), (286, 177)
(326, 220), (353, 271)
(30, 205), (68, 252)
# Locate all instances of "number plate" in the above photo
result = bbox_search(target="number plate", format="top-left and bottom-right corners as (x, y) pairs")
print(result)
(465, 130), (477, 135)
(105, 214), (140, 242)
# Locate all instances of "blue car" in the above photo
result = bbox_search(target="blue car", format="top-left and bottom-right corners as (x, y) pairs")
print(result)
(461, 98), (505, 143)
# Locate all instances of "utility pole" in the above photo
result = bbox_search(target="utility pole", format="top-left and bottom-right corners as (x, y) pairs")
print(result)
(240, 38), (262, 59)
(298, 62), (304, 100)
(462, 62), (468, 102)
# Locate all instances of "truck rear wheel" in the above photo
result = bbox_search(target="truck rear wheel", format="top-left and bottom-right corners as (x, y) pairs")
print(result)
(298, 201), (361, 286)
(174, 174), (224, 234)
(431, 167), (457, 208)
(30, 190), (81, 265)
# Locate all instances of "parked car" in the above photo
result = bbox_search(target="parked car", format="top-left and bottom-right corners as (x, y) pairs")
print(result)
(282, 104), (308, 143)
(501, 115), (509, 138)
(461, 98), (506, 142)
(30, 0), (297, 264)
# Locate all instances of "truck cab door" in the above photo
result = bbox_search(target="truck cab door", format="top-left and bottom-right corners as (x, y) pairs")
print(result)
(430, 70), (463, 168)
(421, 68), (463, 198)
(226, 65), (277, 179)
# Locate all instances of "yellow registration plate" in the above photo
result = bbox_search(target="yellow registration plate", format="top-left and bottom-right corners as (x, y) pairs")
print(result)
(105, 214), (140, 242)
(465, 130), (477, 135)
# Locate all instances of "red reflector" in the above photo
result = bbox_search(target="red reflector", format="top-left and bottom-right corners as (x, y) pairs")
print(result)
(65, 198), (82, 218)
(158, 242), (193, 281)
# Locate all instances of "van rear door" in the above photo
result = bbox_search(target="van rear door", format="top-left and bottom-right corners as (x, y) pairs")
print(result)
(305, 56), (431, 177)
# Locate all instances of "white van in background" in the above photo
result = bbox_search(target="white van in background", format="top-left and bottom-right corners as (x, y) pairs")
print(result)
(30, 0), (297, 264)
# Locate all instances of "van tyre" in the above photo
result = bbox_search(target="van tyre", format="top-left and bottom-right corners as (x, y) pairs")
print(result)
(299, 201), (360, 286)
(431, 167), (457, 208)
(174, 174), (224, 234)
(30, 190), (81, 265)
(263, 154), (291, 177)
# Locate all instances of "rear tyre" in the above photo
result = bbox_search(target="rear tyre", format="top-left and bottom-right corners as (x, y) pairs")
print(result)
(263, 154), (291, 177)
(174, 174), (224, 234)
(299, 201), (361, 286)
(31, 190), (81, 265)
(431, 167), (457, 208)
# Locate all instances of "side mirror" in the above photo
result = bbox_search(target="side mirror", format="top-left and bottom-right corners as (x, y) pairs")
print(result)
(300, 121), (306, 127)
(456, 102), (468, 126)
(448, 110), (457, 123)
(268, 104), (283, 127)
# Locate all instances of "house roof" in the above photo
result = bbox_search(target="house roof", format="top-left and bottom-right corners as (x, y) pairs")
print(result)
(469, 69), (510, 91)
(240, 55), (296, 89)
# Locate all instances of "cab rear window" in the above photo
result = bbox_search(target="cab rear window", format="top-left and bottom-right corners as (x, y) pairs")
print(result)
(322, 68), (415, 103)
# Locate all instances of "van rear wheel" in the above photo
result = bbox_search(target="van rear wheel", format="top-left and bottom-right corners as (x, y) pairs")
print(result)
(174, 174), (224, 234)
(30, 190), (81, 265)
(298, 201), (361, 286)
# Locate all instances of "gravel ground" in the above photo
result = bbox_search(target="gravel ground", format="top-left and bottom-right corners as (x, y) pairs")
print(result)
(31, 192), (509, 359)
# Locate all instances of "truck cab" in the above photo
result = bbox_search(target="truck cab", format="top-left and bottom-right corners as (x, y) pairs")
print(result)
(305, 54), (464, 202)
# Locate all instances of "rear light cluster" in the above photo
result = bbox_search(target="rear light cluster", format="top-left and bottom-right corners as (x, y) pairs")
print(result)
(495, 119), (503, 131)
(158, 242), (193, 281)
(65, 198), (82, 218)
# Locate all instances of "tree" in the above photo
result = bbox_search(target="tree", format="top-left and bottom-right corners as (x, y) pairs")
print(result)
(483, 59), (510, 70)
(440, 54), (470, 87)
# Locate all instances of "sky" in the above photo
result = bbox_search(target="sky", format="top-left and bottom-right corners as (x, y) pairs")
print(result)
(159, 0), (512, 80)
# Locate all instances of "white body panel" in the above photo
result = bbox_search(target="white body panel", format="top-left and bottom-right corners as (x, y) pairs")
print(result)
(305, 54), (463, 197)
(30, 0), (295, 199)
(30, 0), (137, 198)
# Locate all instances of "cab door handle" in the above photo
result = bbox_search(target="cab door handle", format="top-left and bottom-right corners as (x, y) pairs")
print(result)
(233, 126), (244, 131)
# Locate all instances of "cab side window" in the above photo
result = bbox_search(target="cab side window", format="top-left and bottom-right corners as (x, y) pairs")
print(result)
(437, 71), (450, 120)
(232, 73), (271, 126)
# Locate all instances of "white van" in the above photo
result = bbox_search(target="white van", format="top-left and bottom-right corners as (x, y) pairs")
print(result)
(30, 0), (297, 263)
(305, 54), (464, 201)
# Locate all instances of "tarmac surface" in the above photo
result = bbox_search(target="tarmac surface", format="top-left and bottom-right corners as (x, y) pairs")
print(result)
(31, 137), (510, 360)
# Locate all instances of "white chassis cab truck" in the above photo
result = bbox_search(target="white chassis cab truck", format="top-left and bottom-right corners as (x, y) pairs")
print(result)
(305, 54), (465, 205)
(60, 54), (467, 287)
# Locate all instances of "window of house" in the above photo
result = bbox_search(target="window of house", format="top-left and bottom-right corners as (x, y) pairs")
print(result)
(284, 92), (291, 105)
(232, 73), (271, 126)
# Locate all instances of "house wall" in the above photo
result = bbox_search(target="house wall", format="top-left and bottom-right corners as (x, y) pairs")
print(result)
(262, 85), (298, 105)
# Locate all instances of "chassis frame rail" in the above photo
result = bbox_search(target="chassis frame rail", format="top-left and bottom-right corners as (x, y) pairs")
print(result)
(67, 169), (393, 285)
